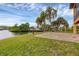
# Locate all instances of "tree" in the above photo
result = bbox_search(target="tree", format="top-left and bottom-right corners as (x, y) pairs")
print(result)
(51, 20), (59, 31)
(57, 17), (69, 32)
(9, 24), (20, 31)
(19, 23), (29, 31)
(40, 11), (47, 25)
(36, 6), (57, 31)
(36, 17), (42, 28)
(51, 17), (69, 32)
(46, 6), (57, 24)
(40, 24), (49, 31)
(30, 26), (35, 30)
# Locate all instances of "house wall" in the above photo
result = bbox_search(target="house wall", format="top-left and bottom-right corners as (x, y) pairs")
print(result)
(76, 3), (79, 21)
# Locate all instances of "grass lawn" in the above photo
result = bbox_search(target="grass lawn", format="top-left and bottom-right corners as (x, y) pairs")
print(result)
(0, 33), (79, 56)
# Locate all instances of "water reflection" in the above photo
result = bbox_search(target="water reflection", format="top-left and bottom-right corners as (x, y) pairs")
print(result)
(0, 30), (27, 40)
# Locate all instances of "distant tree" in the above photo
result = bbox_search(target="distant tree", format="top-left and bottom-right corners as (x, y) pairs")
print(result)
(9, 23), (30, 32)
(30, 26), (35, 30)
(0, 26), (9, 30)
(9, 24), (19, 31)
(30, 26), (35, 34)
(19, 23), (29, 31)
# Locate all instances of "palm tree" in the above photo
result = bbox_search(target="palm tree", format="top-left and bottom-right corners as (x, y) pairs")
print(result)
(40, 11), (47, 25)
(46, 6), (57, 24)
(57, 17), (69, 32)
(51, 20), (59, 31)
(36, 17), (42, 28)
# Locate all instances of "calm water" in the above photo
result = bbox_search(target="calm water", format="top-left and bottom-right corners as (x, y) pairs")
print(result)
(0, 30), (19, 40)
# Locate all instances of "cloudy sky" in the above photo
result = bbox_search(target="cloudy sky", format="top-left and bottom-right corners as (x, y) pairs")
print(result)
(0, 3), (73, 27)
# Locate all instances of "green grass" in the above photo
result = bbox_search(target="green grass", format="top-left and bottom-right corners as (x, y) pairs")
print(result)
(0, 33), (79, 56)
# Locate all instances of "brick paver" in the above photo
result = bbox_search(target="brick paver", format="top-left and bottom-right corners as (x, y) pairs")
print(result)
(35, 32), (79, 43)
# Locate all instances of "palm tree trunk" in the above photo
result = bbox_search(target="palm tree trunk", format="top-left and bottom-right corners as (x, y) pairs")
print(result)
(44, 20), (45, 25)
(50, 18), (51, 25)
(64, 26), (66, 32)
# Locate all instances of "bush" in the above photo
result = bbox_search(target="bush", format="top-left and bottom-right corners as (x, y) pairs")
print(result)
(9, 23), (30, 32)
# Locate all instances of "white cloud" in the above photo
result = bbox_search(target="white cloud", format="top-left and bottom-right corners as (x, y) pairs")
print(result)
(29, 22), (37, 27)
(0, 14), (27, 26)
(42, 6), (47, 11)
(0, 3), (29, 10)
(57, 4), (73, 17)
(28, 4), (36, 11)
(29, 4), (35, 9)
(0, 18), (19, 26)
(58, 4), (67, 9)
(62, 8), (73, 16)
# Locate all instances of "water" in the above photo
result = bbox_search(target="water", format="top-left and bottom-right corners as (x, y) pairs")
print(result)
(0, 30), (22, 40)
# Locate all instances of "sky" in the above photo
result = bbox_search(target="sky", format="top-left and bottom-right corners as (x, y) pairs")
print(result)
(0, 3), (73, 27)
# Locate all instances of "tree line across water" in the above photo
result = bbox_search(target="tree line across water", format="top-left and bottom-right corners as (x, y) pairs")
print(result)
(9, 23), (30, 32)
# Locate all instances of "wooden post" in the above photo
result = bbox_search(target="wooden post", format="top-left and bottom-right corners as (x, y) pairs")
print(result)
(73, 3), (77, 34)
(73, 23), (77, 34)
